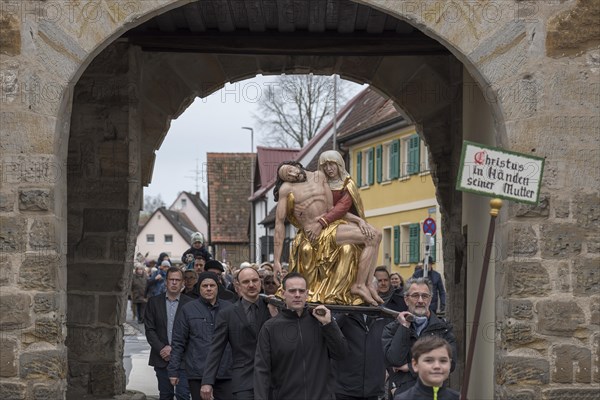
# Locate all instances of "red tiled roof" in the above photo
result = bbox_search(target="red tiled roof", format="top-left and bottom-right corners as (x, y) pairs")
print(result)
(337, 87), (401, 139)
(255, 146), (299, 189)
(207, 153), (255, 243)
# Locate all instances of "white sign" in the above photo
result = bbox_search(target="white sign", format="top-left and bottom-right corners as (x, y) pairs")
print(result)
(456, 141), (544, 205)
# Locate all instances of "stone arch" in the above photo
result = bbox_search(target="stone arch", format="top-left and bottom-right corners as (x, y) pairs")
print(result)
(22, 1), (524, 399)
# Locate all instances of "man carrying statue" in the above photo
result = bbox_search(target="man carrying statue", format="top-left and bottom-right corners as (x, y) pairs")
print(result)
(272, 152), (383, 306)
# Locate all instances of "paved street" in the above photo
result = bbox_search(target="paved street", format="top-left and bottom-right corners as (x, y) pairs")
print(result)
(125, 303), (159, 399)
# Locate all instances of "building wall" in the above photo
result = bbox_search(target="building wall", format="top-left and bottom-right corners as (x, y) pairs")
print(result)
(349, 127), (444, 282)
(135, 213), (189, 263)
(169, 192), (208, 235)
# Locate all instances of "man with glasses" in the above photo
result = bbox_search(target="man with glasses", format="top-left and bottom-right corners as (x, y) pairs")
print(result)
(254, 272), (347, 400)
(145, 267), (193, 399)
(381, 277), (456, 397)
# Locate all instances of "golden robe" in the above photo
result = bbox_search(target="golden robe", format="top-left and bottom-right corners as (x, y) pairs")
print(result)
(286, 188), (364, 305)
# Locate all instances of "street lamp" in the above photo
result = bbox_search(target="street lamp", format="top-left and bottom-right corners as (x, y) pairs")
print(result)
(242, 126), (254, 152)
(242, 127), (255, 263)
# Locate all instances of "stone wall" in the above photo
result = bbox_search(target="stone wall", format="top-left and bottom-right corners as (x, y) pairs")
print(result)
(0, 1), (598, 399)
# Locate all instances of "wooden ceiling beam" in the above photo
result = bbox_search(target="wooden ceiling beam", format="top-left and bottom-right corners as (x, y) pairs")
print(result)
(126, 32), (449, 56)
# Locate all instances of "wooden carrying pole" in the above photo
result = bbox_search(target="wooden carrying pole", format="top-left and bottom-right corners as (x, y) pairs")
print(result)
(460, 198), (503, 400)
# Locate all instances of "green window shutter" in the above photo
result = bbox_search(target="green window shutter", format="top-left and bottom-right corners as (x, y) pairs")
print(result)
(391, 139), (400, 179)
(408, 135), (420, 175)
(368, 147), (374, 186)
(376, 145), (382, 183)
(356, 152), (362, 187)
(393, 225), (400, 265)
(409, 223), (420, 263)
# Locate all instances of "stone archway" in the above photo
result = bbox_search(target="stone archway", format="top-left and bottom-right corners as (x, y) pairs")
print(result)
(3, 1), (597, 400)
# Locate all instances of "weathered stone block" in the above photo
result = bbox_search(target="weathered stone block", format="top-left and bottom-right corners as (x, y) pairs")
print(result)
(537, 300), (585, 336)
(0, 216), (26, 253)
(541, 223), (583, 258)
(546, 0), (600, 57)
(496, 388), (535, 400)
(98, 295), (121, 325)
(556, 262), (571, 292)
(575, 193), (600, 231)
(18, 189), (52, 211)
(110, 235), (128, 262)
(513, 194), (549, 218)
(497, 356), (549, 385)
(90, 362), (125, 396)
(588, 237), (600, 254)
(66, 360), (90, 395)
(502, 320), (535, 346)
(509, 225), (539, 257)
(66, 326), (119, 363)
(0, 9), (21, 56)
(591, 297), (600, 325)
(33, 293), (57, 314)
(552, 345), (592, 383)
(68, 263), (127, 292)
(67, 294), (95, 325)
(0, 258), (12, 285)
(593, 334), (599, 384)
(0, 338), (17, 377)
(32, 383), (62, 400)
(573, 258), (600, 296)
(29, 219), (56, 250)
(0, 292), (31, 330)
(83, 209), (128, 232)
(74, 235), (107, 262)
(542, 388), (600, 400)
(24, 319), (62, 344)
(506, 262), (550, 297)
(19, 349), (66, 380)
(19, 254), (59, 291)
(0, 382), (26, 400)
(553, 198), (570, 218)
(508, 300), (534, 319)
(0, 191), (15, 212)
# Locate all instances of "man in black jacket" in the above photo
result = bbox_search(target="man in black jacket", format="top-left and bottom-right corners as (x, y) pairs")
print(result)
(168, 272), (233, 400)
(144, 267), (192, 400)
(201, 267), (272, 400)
(333, 312), (392, 400)
(382, 277), (456, 397)
(254, 272), (347, 400)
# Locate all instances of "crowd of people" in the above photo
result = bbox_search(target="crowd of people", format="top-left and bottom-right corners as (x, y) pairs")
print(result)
(131, 155), (455, 400)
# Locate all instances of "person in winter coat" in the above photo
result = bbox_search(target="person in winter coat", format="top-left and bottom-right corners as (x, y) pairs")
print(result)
(382, 277), (456, 396)
(254, 272), (347, 400)
(168, 272), (233, 400)
(131, 264), (148, 323)
(394, 336), (459, 400)
(412, 261), (446, 314)
(181, 232), (212, 265)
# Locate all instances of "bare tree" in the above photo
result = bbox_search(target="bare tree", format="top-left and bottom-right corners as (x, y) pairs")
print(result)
(254, 74), (353, 148)
(143, 194), (166, 214)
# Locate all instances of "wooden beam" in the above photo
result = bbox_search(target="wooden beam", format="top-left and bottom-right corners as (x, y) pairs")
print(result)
(125, 31), (449, 56)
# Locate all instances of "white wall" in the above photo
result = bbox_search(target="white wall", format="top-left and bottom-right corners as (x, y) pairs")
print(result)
(136, 212), (189, 263)
(170, 192), (208, 234)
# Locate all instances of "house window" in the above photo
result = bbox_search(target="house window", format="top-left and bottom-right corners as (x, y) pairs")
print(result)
(358, 148), (375, 187)
(146, 234), (155, 243)
(420, 141), (431, 173)
(164, 234), (173, 244)
(401, 135), (420, 176)
(181, 198), (187, 207)
(400, 224), (410, 263)
(377, 141), (399, 182)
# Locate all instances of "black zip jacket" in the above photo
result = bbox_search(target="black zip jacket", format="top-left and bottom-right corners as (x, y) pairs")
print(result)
(333, 313), (393, 398)
(395, 378), (459, 400)
(382, 313), (456, 394)
(254, 307), (347, 400)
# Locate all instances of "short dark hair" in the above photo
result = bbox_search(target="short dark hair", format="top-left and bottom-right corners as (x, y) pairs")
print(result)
(166, 266), (183, 280)
(282, 271), (306, 290)
(374, 266), (389, 277)
(273, 161), (304, 202)
(411, 336), (453, 361)
(235, 266), (260, 282)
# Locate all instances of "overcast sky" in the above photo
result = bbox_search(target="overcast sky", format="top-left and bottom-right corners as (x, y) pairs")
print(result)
(144, 75), (363, 206)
